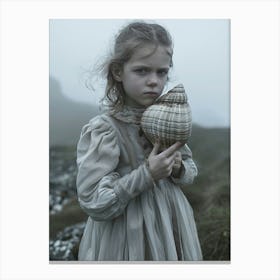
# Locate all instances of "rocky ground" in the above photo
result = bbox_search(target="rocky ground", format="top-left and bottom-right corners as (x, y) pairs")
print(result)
(49, 146), (86, 261)
(49, 147), (77, 214)
(49, 222), (85, 260)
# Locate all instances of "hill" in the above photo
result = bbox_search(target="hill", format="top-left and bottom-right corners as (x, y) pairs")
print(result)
(49, 76), (99, 146)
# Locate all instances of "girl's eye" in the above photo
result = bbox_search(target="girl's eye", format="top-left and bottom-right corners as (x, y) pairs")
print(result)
(157, 69), (169, 77)
(134, 68), (169, 77)
(134, 68), (149, 75)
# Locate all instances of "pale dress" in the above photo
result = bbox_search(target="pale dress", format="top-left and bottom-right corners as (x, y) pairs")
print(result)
(76, 107), (203, 261)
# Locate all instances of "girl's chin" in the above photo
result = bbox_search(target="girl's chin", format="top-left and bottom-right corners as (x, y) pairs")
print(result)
(140, 101), (154, 108)
(124, 100), (154, 108)
(141, 97), (158, 107)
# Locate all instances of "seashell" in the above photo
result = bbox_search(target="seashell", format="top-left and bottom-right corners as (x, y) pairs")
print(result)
(141, 84), (192, 150)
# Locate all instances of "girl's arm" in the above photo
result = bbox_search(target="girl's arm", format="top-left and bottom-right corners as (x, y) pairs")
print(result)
(76, 115), (155, 221)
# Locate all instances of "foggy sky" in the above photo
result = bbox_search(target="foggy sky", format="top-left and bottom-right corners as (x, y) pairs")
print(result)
(49, 19), (230, 127)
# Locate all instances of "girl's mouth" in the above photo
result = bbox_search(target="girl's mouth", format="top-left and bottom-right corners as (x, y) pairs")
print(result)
(144, 92), (159, 96)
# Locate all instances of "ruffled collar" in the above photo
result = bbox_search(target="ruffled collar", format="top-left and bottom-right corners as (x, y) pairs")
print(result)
(110, 105), (146, 125)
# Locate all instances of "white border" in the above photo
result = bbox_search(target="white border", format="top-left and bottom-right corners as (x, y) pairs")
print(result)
(1, 0), (279, 279)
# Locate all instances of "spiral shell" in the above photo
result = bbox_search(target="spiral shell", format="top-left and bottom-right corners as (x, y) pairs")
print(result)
(141, 84), (192, 149)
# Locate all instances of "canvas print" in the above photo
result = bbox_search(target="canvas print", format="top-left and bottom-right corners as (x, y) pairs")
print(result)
(49, 19), (230, 261)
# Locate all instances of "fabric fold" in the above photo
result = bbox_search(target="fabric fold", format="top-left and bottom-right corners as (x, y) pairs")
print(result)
(76, 112), (203, 261)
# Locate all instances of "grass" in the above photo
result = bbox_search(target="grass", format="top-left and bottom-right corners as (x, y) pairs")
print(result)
(183, 125), (230, 260)
(49, 198), (87, 239)
(196, 207), (230, 260)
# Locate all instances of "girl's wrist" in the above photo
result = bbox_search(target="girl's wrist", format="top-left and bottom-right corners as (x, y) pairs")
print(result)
(145, 158), (156, 181)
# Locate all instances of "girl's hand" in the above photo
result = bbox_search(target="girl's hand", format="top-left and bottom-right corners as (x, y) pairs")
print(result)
(147, 141), (184, 181)
(171, 151), (182, 178)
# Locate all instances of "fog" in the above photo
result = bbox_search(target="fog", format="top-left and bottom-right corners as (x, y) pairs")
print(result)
(50, 19), (230, 127)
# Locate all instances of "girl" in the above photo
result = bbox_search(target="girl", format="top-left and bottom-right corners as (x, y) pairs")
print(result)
(76, 21), (203, 261)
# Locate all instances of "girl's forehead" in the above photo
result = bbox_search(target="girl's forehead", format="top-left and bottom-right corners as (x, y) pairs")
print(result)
(128, 44), (172, 66)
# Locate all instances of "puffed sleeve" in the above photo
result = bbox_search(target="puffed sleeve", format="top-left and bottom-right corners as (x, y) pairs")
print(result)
(170, 143), (198, 186)
(76, 115), (155, 221)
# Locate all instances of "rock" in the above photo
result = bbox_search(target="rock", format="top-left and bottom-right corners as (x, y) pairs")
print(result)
(53, 204), (63, 212)
(49, 222), (85, 261)
(54, 240), (61, 247)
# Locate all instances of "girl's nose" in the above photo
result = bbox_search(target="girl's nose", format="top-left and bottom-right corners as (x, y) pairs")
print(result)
(146, 73), (158, 87)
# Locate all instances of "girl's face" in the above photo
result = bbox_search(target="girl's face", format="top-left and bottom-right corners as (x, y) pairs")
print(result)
(118, 44), (172, 108)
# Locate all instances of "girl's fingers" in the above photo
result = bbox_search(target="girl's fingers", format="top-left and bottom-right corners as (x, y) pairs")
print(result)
(170, 151), (179, 163)
(164, 151), (179, 167)
(151, 141), (160, 156)
(161, 142), (183, 158)
(175, 151), (182, 162)
(174, 151), (180, 159)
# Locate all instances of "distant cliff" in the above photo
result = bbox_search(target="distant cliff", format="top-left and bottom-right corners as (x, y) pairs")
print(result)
(49, 76), (99, 146)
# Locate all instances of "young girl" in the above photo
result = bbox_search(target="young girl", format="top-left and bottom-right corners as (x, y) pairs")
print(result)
(76, 21), (203, 261)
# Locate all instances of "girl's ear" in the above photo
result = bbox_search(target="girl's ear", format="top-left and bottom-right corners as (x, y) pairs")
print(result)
(111, 64), (123, 82)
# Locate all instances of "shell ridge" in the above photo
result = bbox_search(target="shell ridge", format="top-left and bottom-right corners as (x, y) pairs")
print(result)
(141, 83), (192, 148)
